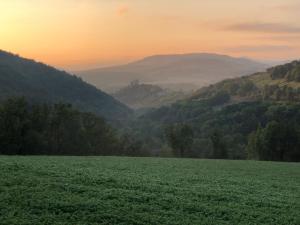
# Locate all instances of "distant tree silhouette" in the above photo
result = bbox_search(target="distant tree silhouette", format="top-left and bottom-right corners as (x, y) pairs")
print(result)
(165, 123), (194, 157)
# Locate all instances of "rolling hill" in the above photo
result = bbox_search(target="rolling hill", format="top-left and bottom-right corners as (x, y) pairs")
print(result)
(0, 50), (131, 120)
(129, 60), (300, 160)
(191, 60), (300, 103)
(77, 53), (268, 92)
(113, 81), (188, 109)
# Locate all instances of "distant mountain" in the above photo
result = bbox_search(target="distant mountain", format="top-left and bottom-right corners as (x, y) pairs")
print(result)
(0, 50), (131, 120)
(77, 53), (268, 92)
(113, 81), (188, 109)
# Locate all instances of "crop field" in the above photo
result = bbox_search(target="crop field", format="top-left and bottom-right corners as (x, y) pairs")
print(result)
(0, 156), (299, 225)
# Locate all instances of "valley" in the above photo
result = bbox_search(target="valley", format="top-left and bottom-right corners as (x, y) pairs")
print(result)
(1, 1), (299, 224)
(77, 53), (267, 92)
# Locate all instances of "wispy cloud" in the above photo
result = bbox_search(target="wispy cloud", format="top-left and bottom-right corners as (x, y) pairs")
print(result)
(225, 23), (300, 34)
(258, 35), (300, 42)
(116, 5), (129, 16)
(274, 3), (300, 12)
(159, 15), (182, 22)
(226, 45), (293, 53)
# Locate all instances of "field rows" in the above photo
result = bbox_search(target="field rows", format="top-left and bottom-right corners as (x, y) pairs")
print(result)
(0, 156), (299, 225)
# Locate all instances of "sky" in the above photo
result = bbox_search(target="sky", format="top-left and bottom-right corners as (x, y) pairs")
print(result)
(0, 0), (300, 70)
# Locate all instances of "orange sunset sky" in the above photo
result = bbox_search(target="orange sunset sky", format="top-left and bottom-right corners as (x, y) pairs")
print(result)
(1, 0), (300, 70)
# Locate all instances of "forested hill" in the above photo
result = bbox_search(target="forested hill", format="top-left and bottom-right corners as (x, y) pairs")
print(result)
(0, 50), (132, 120)
(130, 61), (300, 161)
(113, 81), (188, 109)
(191, 60), (300, 103)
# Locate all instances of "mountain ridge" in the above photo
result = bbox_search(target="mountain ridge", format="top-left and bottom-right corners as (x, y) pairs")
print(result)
(77, 53), (268, 92)
(0, 50), (132, 120)
(190, 59), (300, 104)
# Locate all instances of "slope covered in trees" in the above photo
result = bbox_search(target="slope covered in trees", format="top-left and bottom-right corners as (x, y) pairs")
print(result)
(136, 101), (300, 161)
(128, 61), (300, 161)
(268, 60), (300, 81)
(0, 50), (131, 120)
(192, 60), (300, 103)
(1, 51), (299, 162)
(113, 80), (188, 109)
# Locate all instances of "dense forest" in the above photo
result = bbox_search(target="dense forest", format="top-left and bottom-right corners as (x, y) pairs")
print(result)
(131, 101), (300, 161)
(125, 61), (300, 162)
(0, 97), (146, 156)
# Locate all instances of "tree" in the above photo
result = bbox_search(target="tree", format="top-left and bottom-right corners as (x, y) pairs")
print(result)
(206, 91), (230, 106)
(247, 121), (300, 161)
(210, 130), (227, 159)
(81, 112), (121, 155)
(165, 123), (194, 157)
(119, 134), (144, 156)
(0, 97), (29, 155)
(247, 125), (265, 160)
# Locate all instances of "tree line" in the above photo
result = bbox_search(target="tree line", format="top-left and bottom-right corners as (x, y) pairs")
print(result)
(247, 121), (300, 161)
(131, 100), (300, 162)
(164, 122), (300, 161)
(1, 97), (300, 162)
(0, 97), (145, 156)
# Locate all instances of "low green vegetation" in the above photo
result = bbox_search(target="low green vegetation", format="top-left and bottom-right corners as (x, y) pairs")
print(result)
(0, 156), (299, 225)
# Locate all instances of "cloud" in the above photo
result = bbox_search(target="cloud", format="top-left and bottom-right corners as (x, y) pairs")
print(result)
(274, 3), (300, 12)
(158, 14), (182, 21)
(117, 5), (129, 16)
(259, 35), (300, 42)
(225, 23), (300, 34)
(226, 45), (293, 53)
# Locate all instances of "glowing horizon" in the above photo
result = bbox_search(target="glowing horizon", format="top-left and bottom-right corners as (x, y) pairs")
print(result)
(1, 0), (300, 70)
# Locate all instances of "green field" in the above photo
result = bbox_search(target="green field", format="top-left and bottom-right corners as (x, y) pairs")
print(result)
(0, 157), (299, 225)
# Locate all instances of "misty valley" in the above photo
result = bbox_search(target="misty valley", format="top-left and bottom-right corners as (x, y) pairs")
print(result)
(1, 0), (300, 224)
(1, 50), (300, 162)
(0, 52), (299, 225)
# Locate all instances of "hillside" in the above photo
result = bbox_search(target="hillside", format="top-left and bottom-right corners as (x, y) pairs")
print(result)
(191, 60), (300, 103)
(128, 61), (300, 160)
(77, 53), (267, 92)
(0, 50), (131, 120)
(113, 81), (188, 109)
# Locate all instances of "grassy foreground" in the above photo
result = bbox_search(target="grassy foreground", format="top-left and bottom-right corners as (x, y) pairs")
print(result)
(0, 156), (299, 225)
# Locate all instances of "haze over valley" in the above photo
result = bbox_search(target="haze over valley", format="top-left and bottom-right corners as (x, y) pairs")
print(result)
(0, 0), (299, 224)
(77, 53), (268, 93)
